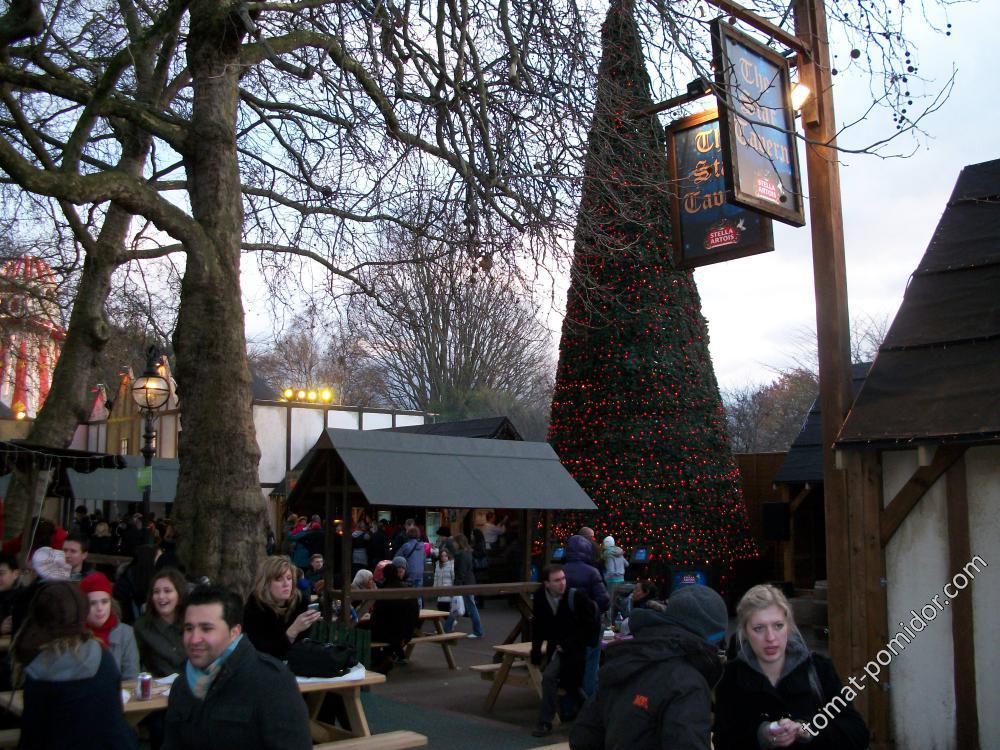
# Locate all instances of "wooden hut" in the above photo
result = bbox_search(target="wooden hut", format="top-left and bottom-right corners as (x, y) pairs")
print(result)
(835, 158), (1000, 750)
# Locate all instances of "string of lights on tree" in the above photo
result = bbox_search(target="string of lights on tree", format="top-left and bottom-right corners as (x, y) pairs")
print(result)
(547, 0), (757, 577)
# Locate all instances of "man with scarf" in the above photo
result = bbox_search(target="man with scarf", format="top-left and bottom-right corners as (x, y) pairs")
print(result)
(568, 585), (729, 750)
(163, 584), (311, 750)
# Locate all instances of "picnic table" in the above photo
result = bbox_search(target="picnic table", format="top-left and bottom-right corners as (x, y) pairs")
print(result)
(0, 668), (388, 743)
(400, 609), (465, 669)
(476, 641), (545, 712)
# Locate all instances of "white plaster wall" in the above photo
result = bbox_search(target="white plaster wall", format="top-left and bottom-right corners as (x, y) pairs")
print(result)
(362, 411), (393, 430)
(289, 406), (325, 469)
(395, 414), (425, 428)
(327, 409), (359, 430)
(883, 448), (955, 750)
(965, 446), (1000, 749)
(254, 404), (288, 483)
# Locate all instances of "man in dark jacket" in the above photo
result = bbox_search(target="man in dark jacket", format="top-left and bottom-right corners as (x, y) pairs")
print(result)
(563, 535), (610, 697)
(568, 584), (728, 750)
(163, 585), (311, 750)
(531, 564), (601, 738)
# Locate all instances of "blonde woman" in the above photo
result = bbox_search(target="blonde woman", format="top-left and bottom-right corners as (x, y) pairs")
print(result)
(712, 584), (869, 750)
(243, 556), (320, 660)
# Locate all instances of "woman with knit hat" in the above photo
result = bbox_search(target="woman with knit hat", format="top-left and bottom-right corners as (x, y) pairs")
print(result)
(80, 571), (140, 680)
(11, 582), (137, 749)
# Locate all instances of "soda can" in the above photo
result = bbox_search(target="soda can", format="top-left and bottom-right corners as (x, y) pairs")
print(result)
(136, 672), (153, 701)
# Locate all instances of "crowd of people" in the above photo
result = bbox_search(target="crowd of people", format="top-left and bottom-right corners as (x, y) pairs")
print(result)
(0, 511), (871, 750)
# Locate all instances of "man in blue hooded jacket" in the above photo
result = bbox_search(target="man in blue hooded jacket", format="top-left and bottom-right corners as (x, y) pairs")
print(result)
(563, 535), (610, 695)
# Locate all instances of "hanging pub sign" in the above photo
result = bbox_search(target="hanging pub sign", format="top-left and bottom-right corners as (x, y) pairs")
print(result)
(666, 109), (774, 268)
(710, 19), (805, 227)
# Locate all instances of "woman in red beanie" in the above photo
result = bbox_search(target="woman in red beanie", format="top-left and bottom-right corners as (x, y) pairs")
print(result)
(80, 572), (140, 680)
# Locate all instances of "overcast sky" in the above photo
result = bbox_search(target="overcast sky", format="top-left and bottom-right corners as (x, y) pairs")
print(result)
(694, 0), (998, 389)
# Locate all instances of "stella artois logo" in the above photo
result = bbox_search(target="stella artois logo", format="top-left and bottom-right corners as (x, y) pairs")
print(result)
(704, 219), (743, 250)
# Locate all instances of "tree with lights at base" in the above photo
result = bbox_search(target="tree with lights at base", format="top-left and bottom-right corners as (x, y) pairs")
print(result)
(548, 0), (756, 579)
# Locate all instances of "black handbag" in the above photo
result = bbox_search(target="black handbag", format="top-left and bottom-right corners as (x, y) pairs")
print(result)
(286, 638), (358, 678)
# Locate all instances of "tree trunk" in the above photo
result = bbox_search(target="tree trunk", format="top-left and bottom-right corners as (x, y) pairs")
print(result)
(171, 0), (264, 593)
(2, 176), (138, 545)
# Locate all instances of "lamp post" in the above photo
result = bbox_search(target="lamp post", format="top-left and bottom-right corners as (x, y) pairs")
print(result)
(131, 346), (170, 542)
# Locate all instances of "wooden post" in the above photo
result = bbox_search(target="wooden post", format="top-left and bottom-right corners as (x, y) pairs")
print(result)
(339, 463), (352, 623)
(794, 0), (857, 682)
(945, 455), (980, 750)
(522, 509), (534, 582)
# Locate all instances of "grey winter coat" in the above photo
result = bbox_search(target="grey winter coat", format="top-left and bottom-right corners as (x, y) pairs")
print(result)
(108, 620), (140, 680)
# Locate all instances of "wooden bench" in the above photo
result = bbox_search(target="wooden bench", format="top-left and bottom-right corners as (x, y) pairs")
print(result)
(315, 730), (428, 749)
(403, 631), (465, 669)
(0, 729), (19, 749)
(469, 661), (531, 686)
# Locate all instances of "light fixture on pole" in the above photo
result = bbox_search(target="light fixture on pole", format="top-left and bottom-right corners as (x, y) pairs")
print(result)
(131, 345), (170, 541)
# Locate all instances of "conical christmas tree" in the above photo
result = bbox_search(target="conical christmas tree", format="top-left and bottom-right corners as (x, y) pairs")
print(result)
(548, 0), (756, 575)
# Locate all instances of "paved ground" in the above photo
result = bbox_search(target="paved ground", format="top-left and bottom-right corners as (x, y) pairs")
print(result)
(365, 598), (562, 747)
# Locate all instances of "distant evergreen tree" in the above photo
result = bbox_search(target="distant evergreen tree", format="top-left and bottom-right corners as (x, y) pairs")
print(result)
(548, 0), (756, 575)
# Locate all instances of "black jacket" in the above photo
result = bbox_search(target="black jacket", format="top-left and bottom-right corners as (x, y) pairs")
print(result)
(713, 637), (869, 750)
(530, 585), (599, 689)
(242, 595), (308, 661)
(453, 549), (476, 585)
(21, 639), (137, 750)
(569, 612), (722, 750)
(163, 637), (311, 750)
(370, 574), (419, 648)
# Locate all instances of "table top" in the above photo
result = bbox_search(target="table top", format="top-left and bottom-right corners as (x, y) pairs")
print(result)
(0, 671), (386, 717)
(419, 608), (448, 620)
(493, 641), (535, 657)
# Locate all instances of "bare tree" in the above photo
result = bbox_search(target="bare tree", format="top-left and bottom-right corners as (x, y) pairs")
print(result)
(349, 231), (555, 420)
(248, 308), (390, 407)
(724, 368), (817, 453)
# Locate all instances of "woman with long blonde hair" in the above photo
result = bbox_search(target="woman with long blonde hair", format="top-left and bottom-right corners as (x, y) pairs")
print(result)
(713, 584), (869, 750)
(242, 556), (320, 660)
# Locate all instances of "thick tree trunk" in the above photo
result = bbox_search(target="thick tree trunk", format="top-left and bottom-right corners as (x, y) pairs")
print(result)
(171, 1), (264, 593)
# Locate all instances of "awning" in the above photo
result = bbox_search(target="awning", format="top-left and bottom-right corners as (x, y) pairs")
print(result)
(67, 455), (178, 504)
(287, 428), (595, 511)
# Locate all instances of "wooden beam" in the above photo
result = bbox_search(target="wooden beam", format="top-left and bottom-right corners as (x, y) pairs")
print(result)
(339, 463), (352, 623)
(858, 451), (891, 744)
(794, 0), (855, 679)
(705, 0), (811, 57)
(945, 455), (980, 750)
(879, 446), (966, 547)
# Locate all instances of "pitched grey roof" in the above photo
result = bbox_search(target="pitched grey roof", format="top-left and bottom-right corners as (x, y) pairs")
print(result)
(287, 427), (594, 510)
(838, 158), (1000, 447)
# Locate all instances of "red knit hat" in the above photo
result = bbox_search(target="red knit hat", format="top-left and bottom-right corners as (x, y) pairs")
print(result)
(79, 571), (114, 596)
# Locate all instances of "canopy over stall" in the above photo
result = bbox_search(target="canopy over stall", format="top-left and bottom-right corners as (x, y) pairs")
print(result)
(0, 440), (127, 542)
(286, 427), (595, 619)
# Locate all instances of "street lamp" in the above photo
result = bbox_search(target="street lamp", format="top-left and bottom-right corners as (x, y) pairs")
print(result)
(131, 346), (170, 540)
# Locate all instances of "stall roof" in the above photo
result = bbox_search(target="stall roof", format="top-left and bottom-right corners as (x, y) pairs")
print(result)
(67, 456), (178, 503)
(288, 427), (594, 510)
(774, 362), (870, 485)
(388, 416), (524, 441)
(838, 158), (1000, 448)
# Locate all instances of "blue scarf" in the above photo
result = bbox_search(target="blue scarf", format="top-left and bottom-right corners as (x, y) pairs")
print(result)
(185, 634), (243, 699)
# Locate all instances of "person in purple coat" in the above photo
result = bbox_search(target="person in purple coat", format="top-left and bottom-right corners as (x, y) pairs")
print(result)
(563, 535), (610, 696)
